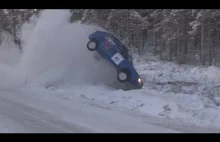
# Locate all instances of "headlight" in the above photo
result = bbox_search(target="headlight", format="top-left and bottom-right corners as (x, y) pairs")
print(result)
(138, 78), (142, 84)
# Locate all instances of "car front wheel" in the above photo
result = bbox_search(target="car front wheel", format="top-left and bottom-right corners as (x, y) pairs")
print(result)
(87, 40), (98, 51)
(117, 70), (129, 82)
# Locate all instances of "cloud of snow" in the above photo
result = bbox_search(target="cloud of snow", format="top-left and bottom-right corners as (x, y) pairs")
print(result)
(0, 32), (20, 66)
(0, 9), (119, 89)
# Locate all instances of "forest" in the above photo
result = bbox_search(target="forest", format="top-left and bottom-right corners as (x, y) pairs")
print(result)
(1, 9), (220, 66)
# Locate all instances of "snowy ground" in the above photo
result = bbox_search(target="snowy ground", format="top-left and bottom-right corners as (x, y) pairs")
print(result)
(27, 83), (220, 132)
(20, 51), (220, 131)
(0, 9), (220, 132)
(0, 89), (183, 133)
(133, 53), (220, 97)
(26, 52), (220, 131)
(19, 84), (219, 133)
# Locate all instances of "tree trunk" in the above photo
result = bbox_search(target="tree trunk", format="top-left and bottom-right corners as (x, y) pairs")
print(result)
(201, 18), (205, 65)
(154, 30), (157, 55)
(208, 27), (212, 66)
(209, 42), (212, 66)
(163, 41), (166, 58)
(169, 41), (172, 61)
(158, 31), (163, 60)
(160, 38), (163, 60)
(13, 25), (16, 41)
(183, 13), (188, 55)
(142, 31), (146, 53)
(11, 10), (17, 45)
(179, 40), (182, 53)
(179, 35), (182, 53)
(184, 36), (187, 55)
(137, 35), (141, 55)
(194, 33), (198, 49)
(174, 38), (177, 57)
(212, 32), (216, 66)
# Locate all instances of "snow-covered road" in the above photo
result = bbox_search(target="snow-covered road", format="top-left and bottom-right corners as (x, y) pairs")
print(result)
(0, 89), (181, 133)
(0, 91), (91, 133)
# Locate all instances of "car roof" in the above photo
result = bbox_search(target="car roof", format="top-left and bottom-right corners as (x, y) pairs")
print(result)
(95, 31), (130, 52)
(95, 30), (110, 35)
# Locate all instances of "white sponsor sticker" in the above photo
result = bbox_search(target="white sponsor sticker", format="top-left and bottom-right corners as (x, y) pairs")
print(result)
(111, 53), (124, 65)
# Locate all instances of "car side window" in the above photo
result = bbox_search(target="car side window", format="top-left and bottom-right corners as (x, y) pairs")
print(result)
(106, 36), (116, 46)
(119, 45), (127, 56)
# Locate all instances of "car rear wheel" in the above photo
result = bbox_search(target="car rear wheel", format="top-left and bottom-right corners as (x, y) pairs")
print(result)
(117, 70), (129, 82)
(87, 40), (98, 51)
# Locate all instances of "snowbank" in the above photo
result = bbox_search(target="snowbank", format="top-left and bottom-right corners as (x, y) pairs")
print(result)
(133, 53), (220, 97)
(23, 51), (220, 130)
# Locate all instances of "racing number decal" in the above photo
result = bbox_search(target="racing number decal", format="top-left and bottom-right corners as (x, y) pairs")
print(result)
(111, 53), (124, 65)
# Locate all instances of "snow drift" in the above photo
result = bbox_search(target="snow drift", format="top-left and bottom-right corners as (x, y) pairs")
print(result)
(0, 9), (120, 89)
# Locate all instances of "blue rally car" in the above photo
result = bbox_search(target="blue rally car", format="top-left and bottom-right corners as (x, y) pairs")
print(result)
(87, 31), (144, 89)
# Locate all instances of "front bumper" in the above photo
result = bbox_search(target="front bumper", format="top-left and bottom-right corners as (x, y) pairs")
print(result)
(134, 78), (144, 89)
(137, 82), (144, 89)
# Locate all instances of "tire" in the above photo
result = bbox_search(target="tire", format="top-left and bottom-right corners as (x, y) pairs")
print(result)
(87, 40), (98, 51)
(117, 69), (130, 83)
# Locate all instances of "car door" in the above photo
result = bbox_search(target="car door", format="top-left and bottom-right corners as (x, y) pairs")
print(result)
(101, 36), (121, 65)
